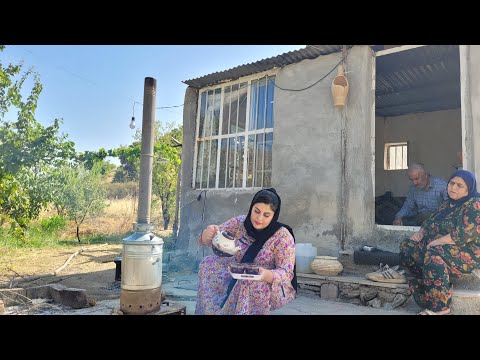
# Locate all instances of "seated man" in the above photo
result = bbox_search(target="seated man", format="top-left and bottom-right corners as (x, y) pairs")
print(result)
(393, 163), (448, 226)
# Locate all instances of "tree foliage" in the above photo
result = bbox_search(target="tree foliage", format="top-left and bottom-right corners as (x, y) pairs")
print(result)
(77, 148), (108, 170)
(0, 46), (76, 237)
(111, 144), (141, 182)
(151, 123), (182, 230)
(57, 163), (107, 242)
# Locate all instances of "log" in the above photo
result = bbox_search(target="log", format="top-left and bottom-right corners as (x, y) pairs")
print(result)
(54, 243), (109, 275)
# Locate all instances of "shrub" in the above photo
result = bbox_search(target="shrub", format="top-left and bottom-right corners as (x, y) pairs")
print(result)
(40, 215), (67, 233)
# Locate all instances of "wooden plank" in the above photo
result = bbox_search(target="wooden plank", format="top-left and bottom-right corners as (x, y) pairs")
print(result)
(376, 45), (427, 57)
(297, 272), (409, 289)
(151, 301), (186, 315)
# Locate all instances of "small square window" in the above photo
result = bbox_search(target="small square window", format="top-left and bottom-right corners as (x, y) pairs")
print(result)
(384, 142), (408, 170)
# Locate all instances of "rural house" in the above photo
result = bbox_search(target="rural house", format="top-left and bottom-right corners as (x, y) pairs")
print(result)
(177, 45), (480, 263)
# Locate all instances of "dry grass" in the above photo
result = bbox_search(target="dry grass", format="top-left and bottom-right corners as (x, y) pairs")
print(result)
(55, 196), (169, 240)
(57, 197), (137, 239)
(0, 197), (175, 288)
(0, 245), (122, 279)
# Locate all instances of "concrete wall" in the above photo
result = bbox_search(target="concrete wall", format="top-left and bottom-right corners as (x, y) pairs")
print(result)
(177, 87), (199, 253)
(460, 45), (480, 179)
(375, 109), (462, 197)
(272, 45), (376, 255)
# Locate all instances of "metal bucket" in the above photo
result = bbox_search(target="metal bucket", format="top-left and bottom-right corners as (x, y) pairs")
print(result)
(121, 232), (163, 291)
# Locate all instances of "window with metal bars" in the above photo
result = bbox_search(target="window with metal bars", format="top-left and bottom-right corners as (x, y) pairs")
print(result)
(193, 74), (275, 189)
(384, 142), (408, 170)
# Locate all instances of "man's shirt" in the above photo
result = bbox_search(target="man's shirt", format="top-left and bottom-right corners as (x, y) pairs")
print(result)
(396, 176), (449, 219)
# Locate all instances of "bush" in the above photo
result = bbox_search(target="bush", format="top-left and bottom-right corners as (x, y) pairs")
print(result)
(40, 215), (67, 233)
(104, 182), (138, 199)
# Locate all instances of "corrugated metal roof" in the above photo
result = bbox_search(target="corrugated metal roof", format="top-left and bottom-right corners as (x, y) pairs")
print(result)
(182, 45), (460, 118)
(375, 45), (460, 117)
(183, 45), (345, 88)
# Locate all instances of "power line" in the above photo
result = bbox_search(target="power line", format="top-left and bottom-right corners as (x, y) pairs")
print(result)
(270, 46), (351, 92)
(157, 104), (183, 109)
(19, 46), (99, 88)
(16, 46), (142, 105)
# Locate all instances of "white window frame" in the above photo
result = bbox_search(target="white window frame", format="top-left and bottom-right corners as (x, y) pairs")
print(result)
(192, 69), (278, 190)
(384, 142), (408, 170)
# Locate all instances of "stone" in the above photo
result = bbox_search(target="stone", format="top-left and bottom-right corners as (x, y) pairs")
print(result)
(384, 294), (408, 310)
(320, 283), (338, 300)
(26, 285), (52, 300)
(452, 270), (480, 290)
(0, 288), (27, 306)
(450, 289), (480, 315)
(360, 288), (377, 303)
(377, 290), (396, 303)
(49, 284), (89, 309)
(367, 298), (382, 308)
(341, 290), (360, 299)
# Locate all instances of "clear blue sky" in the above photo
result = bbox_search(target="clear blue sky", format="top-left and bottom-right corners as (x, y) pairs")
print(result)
(2, 45), (304, 155)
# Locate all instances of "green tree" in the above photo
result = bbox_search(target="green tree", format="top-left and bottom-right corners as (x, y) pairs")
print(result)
(0, 173), (31, 236)
(77, 148), (108, 170)
(151, 123), (182, 230)
(0, 45), (76, 237)
(111, 144), (141, 182)
(59, 163), (107, 242)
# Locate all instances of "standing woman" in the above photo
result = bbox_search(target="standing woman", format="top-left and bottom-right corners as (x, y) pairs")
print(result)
(195, 188), (297, 315)
(400, 170), (480, 315)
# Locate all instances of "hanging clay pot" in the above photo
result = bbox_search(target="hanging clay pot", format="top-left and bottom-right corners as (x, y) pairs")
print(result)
(310, 256), (343, 276)
(331, 64), (349, 107)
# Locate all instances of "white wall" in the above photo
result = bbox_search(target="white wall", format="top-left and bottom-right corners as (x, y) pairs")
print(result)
(375, 109), (461, 197)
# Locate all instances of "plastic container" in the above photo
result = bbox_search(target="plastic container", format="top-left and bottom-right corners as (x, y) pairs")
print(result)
(295, 243), (317, 273)
(229, 262), (264, 281)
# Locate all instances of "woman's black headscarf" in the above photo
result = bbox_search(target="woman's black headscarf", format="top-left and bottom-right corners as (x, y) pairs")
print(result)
(221, 188), (297, 308)
(433, 169), (480, 222)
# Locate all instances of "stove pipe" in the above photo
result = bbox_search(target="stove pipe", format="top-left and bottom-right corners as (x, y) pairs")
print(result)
(120, 77), (164, 315)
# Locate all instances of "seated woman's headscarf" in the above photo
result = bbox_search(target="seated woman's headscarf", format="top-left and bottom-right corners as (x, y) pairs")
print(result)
(433, 169), (480, 221)
(448, 170), (480, 204)
(221, 188), (297, 308)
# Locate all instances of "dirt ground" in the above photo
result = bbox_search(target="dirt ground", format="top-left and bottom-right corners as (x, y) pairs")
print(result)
(0, 243), (124, 301)
(0, 198), (176, 304)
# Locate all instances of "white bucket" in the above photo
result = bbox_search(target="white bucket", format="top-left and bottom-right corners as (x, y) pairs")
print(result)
(295, 243), (317, 273)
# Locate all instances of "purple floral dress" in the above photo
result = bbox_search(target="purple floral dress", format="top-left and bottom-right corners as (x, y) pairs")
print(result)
(194, 215), (296, 315)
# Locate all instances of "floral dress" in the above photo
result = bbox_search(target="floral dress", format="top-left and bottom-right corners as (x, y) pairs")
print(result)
(399, 196), (480, 311)
(194, 215), (296, 315)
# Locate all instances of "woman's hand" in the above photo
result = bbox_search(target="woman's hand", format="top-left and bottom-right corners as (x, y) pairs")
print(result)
(201, 224), (220, 246)
(426, 239), (441, 249)
(426, 233), (455, 249)
(259, 267), (274, 284)
(410, 228), (425, 242)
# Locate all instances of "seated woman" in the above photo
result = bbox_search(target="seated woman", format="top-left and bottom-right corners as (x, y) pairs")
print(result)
(195, 188), (297, 315)
(399, 170), (480, 315)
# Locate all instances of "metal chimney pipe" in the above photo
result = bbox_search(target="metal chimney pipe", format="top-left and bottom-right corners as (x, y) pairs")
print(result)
(120, 77), (164, 315)
(137, 77), (156, 225)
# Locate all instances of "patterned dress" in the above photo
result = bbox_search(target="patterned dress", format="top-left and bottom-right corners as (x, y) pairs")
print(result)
(399, 196), (480, 311)
(194, 215), (296, 315)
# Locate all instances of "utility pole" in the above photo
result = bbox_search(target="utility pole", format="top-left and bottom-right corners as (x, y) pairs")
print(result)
(120, 77), (164, 315)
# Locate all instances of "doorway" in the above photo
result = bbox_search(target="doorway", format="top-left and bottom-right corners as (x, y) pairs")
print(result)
(373, 45), (461, 226)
